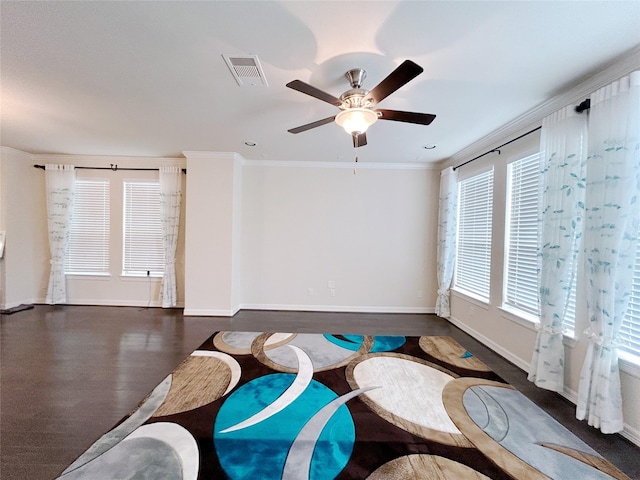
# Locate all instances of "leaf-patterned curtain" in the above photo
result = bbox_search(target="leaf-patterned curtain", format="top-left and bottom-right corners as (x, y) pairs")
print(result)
(45, 164), (75, 304)
(435, 167), (458, 318)
(577, 71), (640, 433)
(528, 106), (587, 392)
(159, 166), (183, 308)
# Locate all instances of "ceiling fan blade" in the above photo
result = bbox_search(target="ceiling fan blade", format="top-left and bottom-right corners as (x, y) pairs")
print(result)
(352, 132), (367, 148)
(366, 60), (423, 106)
(286, 80), (342, 106)
(376, 109), (436, 125)
(288, 115), (336, 134)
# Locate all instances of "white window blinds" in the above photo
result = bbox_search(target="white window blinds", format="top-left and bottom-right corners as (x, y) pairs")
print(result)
(620, 237), (640, 359)
(123, 181), (164, 276)
(65, 179), (110, 275)
(504, 154), (540, 316)
(503, 154), (577, 334)
(455, 168), (494, 301)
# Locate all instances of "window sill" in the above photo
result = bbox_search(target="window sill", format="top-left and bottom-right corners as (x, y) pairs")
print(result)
(65, 273), (111, 279)
(451, 288), (490, 309)
(119, 274), (163, 280)
(498, 305), (577, 348)
(619, 354), (640, 379)
(499, 305), (537, 331)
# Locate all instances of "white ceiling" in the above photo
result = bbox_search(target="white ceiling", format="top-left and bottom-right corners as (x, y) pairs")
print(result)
(2, 1), (639, 164)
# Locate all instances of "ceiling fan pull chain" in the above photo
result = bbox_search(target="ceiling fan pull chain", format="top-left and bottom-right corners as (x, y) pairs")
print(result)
(353, 155), (358, 175)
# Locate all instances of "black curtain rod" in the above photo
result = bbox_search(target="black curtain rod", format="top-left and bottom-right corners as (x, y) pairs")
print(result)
(34, 164), (186, 174)
(453, 98), (591, 171)
(453, 126), (542, 171)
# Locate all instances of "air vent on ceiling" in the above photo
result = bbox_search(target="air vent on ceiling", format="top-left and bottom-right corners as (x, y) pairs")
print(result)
(223, 54), (268, 87)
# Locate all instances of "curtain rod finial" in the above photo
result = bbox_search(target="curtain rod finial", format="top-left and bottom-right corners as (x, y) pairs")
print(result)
(575, 99), (591, 113)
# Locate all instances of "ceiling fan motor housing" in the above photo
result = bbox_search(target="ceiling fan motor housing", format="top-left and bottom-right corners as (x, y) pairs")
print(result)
(340, 88), (372, 109)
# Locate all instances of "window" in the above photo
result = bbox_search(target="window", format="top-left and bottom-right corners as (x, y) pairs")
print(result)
(619, 236), (640, 361)
(122, 181), (164, 276)
(454, 168), (494, 301)
(503, 153), (577, 334)
(65, 178), (110, 275)
(504, 154), (540, 317)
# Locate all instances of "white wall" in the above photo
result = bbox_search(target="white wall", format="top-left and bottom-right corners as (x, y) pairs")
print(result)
(447, 123), (640, 445)
(183, 152), (243, 316)
(2, 148), (439, 315)
(0, 147), (45, 309)
(443, 49), (640, 445)
(0, 149), (187, 308)
(239, 162), (439, 312)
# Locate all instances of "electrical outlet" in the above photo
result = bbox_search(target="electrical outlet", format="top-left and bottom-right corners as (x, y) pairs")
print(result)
(330, 289), (336, 297)
(417, 290), (423, 298)
(328, 280), (336, 288)
(307, 288), (314, 296)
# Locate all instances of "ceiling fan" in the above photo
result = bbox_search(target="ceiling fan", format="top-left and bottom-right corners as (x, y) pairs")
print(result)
(286, 60), (436, 148)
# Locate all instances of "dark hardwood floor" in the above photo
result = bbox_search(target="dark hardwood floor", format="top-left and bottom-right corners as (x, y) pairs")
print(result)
(1, 305), (639, 479)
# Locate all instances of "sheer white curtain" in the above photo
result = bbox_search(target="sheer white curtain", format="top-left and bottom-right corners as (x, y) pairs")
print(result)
(528, 106), (587, 391)
(577, 71), (640, 433)
(45, 164), (75, 304)
(159, 166), (183, 308)
(435, 167), (458, 318)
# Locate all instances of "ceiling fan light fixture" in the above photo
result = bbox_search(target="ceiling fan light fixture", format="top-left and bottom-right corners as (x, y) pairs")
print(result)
(335, 108), (378, 135)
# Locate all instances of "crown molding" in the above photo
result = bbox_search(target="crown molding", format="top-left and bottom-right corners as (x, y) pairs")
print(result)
(241, 159), (438, 170)
(445, 45), (640, 169)
(181, 151), (243, 162)
(1, 146), (185, 165)
(0, 146), (34, 159)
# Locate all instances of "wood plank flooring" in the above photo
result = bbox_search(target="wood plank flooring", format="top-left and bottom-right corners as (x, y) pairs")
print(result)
(1, 305), (639, 479)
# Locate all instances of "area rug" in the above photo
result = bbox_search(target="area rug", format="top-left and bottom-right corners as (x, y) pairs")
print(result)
(57, 333), (630, 480)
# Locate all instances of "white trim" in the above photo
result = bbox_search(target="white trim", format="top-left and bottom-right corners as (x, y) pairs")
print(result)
(184, 304), (433, 317)
(619, 355), (640, 379)
(66, 273), (112, 279)
(451, 288), (490, 310)
(454, 162), (495, 181)
(238, 303), (434, 314)
(32, 298), (183, 308)
(240, 159), (438, 170)
(448, 313), (640, 447)
(445, 46), (640, 169)
(498, 306), (538, 331)
(0, 298), (38, 311)
(620, 424), (640, 447)
(447, 314), (531, 372)
(182, 151), (243, 162)
(38, 152), (184, 165)
(498, 306), (579, 348)
(0, 145), (36, 158)
(557, 384), (640, 447)
(119, 274), (163, 280)
(183, 306), (240, 317)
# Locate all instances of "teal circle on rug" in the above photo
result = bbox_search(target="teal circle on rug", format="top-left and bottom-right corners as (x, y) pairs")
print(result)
(214, 373), (355, 480)
(323, 334), (406, 352)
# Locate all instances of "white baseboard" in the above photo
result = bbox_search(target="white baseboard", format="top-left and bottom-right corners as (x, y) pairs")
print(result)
(30, 298), (184, 309)
(448, 314), (531, 371)
(238, 303), (434, 314)
(619, 423), (640, 446)
(183, 305), (241, 317)
(1, 298), (37, 311)
(448, 314), (640, 447)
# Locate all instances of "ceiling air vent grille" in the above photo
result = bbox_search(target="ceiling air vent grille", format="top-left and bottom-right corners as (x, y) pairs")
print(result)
(223, 54), (268, 86)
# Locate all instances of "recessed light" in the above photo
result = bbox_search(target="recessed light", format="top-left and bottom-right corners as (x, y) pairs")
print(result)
(244, 141), (257, 147)
(423, 144), (436, 150)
